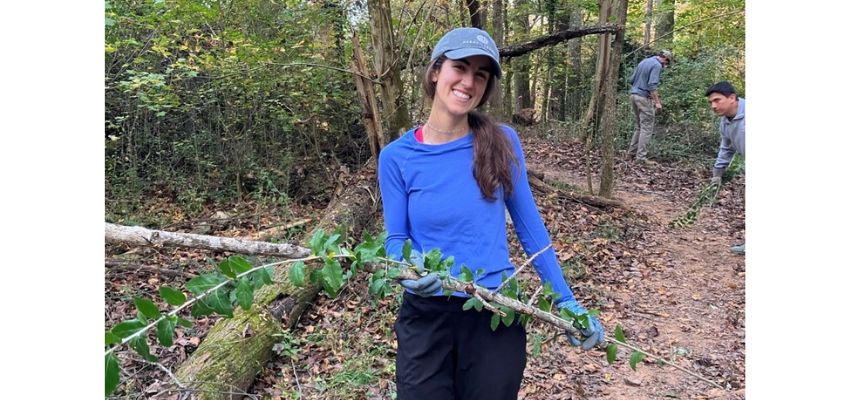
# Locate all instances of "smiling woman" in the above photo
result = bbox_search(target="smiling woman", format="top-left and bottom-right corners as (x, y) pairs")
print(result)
(376, 27), (606, 400)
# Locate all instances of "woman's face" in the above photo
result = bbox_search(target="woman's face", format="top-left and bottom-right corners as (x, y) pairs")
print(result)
(430, 55), (492, 118)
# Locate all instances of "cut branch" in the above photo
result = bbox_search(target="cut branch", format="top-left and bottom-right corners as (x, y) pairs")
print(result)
(527, 168), (625, 208)
(500, 25), (620, 59)
(105, 223), (312, 259)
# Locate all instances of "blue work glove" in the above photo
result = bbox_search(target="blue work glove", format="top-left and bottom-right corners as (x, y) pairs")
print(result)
(399, 251), (442, 297)
(558, 299), (606, 350)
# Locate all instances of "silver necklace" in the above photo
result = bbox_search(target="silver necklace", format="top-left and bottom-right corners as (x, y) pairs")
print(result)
(425, 121), (467, 135)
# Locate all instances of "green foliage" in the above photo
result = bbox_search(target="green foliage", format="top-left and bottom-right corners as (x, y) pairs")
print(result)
(105, 253), (279, 395)
(629, 350), (647, 371)
(159, 286), (186, 306)
(107, 230), (649, 395)
(105, 353), (120, 395)
(272, 330), (302, 359)
(670, 154), (743, 228)
(105, 0), (366, 222)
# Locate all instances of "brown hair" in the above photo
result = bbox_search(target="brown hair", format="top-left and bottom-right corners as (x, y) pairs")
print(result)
(422, 56), (517, 200)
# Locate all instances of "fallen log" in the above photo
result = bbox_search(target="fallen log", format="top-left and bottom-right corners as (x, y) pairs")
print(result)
(106, 162), (379, 399)
(526, 168), (624, 209)
(105, 223), (310, 258)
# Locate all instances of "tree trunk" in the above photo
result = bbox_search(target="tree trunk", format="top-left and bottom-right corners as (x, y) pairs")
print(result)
(655, 0), (675, 47)
(643, 0), (654, 47)
(490, 0), (506, 120)
(566, 7), (583, 121)
(466, 0), (482, 28)
(351, 31), (386, 159)
(579, 0), (613, 194)
(598, 0), (628, 198)
(512, 0), (532, 110)
(541, 0), (556, 122)
(368, 0), (411, 139)
(163, 164), (378, 400)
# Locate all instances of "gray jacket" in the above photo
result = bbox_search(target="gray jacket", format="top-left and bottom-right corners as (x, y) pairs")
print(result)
(714, 98), (746, 173)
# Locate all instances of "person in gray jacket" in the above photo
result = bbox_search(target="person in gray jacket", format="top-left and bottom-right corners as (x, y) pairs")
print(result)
(706, 81), (745, 255)
(627, 50), (672, 163)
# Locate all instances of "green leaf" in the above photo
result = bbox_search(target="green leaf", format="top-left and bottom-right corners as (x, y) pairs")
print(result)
(134, 297), (161, 320)
(105, 331), (121, 345)
(159, 286), (186, 306)
(539, 297), (552, 312)
(462, 298), (476, 311)
(460, 265), (474, 283)
(354, 236), (382, 264)
(368, 271), (386, 296)
(206, 288), (233, 317)
(156, 316), (177, 347)
(217, 259), (236, 278)
(176, 317), (193, 328)
(105, 353), (120, 395)
(191, 300), (215, 317)
(606, 344), (618, 364)
(261, 266), (275, 284)
(111, 320), (146, 338)
(501, 308), (516, 327)
(325, 233), (341, 252)
(130, 335), (157, 362)
(309, 229), (327, 255)
(424, 248), (442, 270)
(472, 298), (483, 312)
(490, 313), (500, 331)
(235, 278), (254, 311)
(289, 261), (305, 286)
(614, 324), (627, 343)
(186, 274), (226, 295)
(629, 351), (647, 371)
(229, 256), (252, 274)
(322, 259), (344, 294)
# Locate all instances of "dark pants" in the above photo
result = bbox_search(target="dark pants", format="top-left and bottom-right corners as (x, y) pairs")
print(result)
(394, 292), (527, 400)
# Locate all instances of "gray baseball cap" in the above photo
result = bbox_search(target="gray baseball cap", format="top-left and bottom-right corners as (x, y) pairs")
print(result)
(431, 27), (502, 79)
(660, 49), (673, 61)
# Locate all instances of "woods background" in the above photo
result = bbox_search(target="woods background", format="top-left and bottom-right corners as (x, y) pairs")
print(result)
(105, 0), (744, 223)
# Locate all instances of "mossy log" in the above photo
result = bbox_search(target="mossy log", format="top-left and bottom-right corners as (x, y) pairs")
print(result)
(172, 163), (378, 399)
(103, 162), (379, 399)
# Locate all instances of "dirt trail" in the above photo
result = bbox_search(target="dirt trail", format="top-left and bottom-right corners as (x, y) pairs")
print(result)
(523, 159), (746, 400)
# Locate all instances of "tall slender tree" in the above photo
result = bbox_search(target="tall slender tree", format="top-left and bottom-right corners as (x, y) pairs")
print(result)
(655, 0), (675, 47)
(368, 0), (412, 139)
(490, 0), (506, 119)
(643, 0), (654, 46)
(599, 0), (629, 197)
(512, 0), (532, 111)
(466, 0), (482, 28)
(566, 6), (584, 121)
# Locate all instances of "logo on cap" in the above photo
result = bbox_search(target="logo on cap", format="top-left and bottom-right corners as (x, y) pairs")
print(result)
(477, 35), (487, 44)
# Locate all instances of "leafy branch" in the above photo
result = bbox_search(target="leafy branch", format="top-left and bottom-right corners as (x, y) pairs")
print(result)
(105, 228), (727, 395)
(670, 154), (744, 228)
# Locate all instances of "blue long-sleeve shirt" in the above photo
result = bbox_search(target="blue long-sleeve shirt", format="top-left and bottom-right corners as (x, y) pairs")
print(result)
(629, 56), (663, 98)
(377, 124), (575, 303)
(714, 98), (746, 171)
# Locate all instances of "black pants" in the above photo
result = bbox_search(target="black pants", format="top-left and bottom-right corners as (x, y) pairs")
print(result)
(394, 292), (527, 400)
